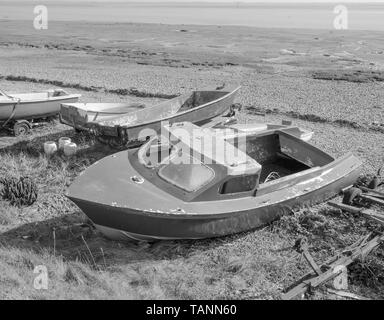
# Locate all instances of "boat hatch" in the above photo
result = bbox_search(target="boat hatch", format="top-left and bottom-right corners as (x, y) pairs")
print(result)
(219, 174), (259, 194)
(158, 155), (216, 192)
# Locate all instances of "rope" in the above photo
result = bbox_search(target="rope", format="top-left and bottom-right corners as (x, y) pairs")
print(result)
(264, 171), (281, 183)
(1, 98), (20, 129)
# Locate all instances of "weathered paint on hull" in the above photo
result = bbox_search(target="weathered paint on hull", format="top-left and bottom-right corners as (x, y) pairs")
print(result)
(69, 164), (360, 241)
(0, 96), (80, 121)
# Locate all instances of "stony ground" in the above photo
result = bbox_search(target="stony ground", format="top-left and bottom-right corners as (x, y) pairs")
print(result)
(0, 21), (383, 299)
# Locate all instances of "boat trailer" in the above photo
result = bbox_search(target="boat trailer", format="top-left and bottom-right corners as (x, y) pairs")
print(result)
(0, 101), (33, 136)
(0, 88), (80, 136)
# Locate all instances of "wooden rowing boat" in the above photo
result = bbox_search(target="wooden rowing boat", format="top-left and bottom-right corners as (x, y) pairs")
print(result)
(60, 86), (241, 145)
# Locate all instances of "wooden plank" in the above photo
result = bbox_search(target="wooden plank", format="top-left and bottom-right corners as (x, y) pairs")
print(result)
(282, 257), (346, 300)
(360, 194), (384, 206)
(368, 216), (384, 225)
(328, 201), (384, 225)
(302, 250), (322, 276)
(328, 201), (362, 214)
(359, 186), (384, 198)
(282, 234), (384, 300)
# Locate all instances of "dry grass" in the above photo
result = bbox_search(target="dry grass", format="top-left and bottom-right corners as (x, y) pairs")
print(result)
(0, 119), (383, 300)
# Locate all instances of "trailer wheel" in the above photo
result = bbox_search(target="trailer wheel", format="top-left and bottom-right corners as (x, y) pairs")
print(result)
(367, 177), (380, 190)
(342, 187), (362, 205)
(13, 121), (31, 136)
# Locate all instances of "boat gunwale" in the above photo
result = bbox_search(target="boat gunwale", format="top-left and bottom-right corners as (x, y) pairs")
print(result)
(0, 94), (81, 105)
(68, 151), (361, 220)
(60, 103), (145, 116)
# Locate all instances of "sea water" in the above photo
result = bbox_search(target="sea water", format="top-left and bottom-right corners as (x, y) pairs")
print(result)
(0, 1), (383, 31)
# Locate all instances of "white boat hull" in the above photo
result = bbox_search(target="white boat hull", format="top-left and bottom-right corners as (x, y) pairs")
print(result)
(0, 92), (81, 121)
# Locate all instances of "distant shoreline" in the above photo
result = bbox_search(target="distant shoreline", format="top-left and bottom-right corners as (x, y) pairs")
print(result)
(0, 0), (384, 31)
(1, 1), (384, 6)
(1, 19), (384, 33)
(1, 1), (384, 31)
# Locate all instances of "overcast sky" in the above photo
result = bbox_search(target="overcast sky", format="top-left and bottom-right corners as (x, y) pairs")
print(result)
(6, 0), (384, 2)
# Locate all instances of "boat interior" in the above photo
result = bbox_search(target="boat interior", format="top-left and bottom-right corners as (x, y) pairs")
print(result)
(231, 132), (334, 184)
(68, 103), (146, 114)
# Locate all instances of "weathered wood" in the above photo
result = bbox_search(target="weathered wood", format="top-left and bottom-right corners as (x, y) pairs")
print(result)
(293, 238), (322, 276)
(368, 216), (384, 225)
(302, 250), (322, 276)
(282, 259), (344, 300)
(328, 201), (384, 225)
(360, 194), (384, 206)
(359, 186), (384, 198)
(328, 201), (362, 214)
(282, 234), (384, 300)
(60, 87), (241, 141)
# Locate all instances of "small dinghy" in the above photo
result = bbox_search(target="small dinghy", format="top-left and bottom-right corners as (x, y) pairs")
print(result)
(66, 121), (362, 241)
(0, 88), (80, 135)
(60, 86), (240, 145)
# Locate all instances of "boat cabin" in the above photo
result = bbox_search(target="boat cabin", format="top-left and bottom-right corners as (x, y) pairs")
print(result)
(131, 122), (334, 202)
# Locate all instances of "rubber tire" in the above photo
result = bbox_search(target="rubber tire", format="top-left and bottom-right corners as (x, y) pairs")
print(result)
(13, 121), (30, 136)
(342, 187), (362, 205)
(367, 177), (380, 190)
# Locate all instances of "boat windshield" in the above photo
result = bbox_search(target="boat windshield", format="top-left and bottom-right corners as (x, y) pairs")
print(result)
(138, 135), (215, 192)
(138, 136), (176, 168)
(158, 155), (215, 192)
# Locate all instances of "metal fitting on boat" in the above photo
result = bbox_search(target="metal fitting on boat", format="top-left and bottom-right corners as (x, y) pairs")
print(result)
(131, 176), (144, 184)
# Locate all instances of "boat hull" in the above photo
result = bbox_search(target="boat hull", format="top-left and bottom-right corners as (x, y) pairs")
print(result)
(0, 96), (80, 121)
(68, 155), (361, 241)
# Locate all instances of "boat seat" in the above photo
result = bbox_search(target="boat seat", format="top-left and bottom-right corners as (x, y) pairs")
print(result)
(164, 122), (262, 176)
